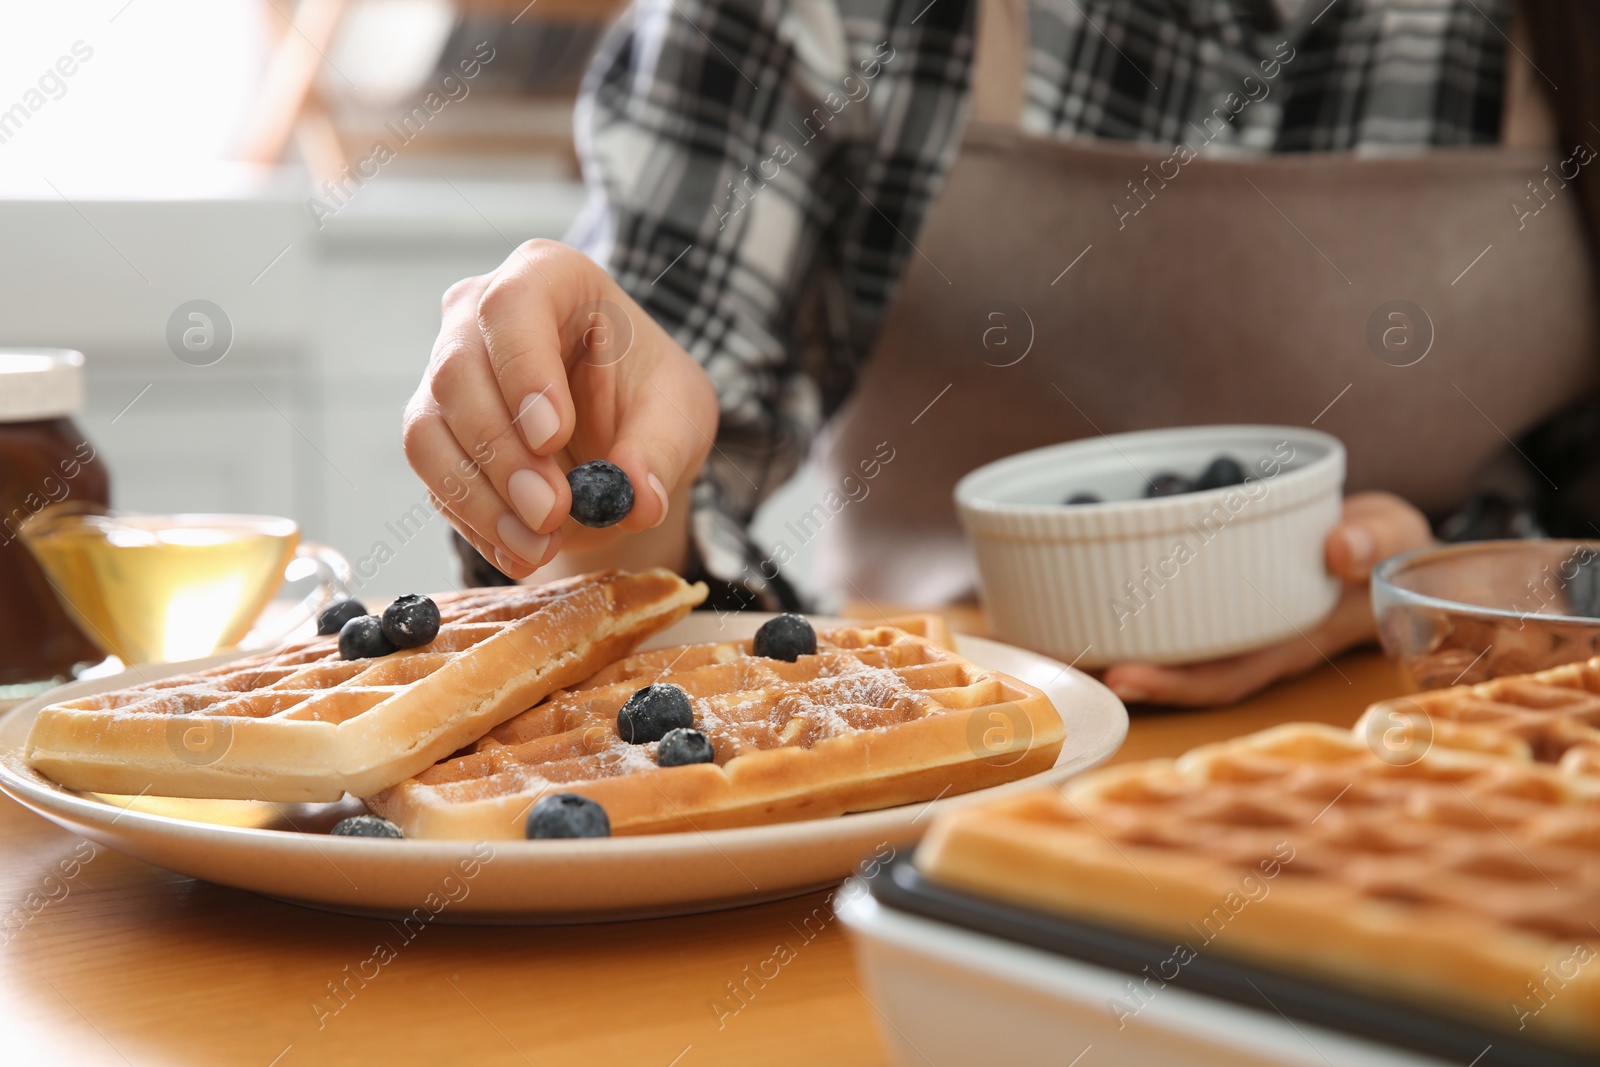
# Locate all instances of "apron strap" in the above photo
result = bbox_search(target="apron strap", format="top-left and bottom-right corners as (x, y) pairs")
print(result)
(970, 0), (1029, 127)
(1500, 6), (1557, 148)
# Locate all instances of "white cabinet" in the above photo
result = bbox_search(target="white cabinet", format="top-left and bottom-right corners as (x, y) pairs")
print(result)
(0, 172), (583, 598)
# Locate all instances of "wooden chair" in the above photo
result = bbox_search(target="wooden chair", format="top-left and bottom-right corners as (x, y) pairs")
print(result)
(237, 0), (629, 176)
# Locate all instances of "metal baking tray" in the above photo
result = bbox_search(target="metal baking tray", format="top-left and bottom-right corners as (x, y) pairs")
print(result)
(847, 856), (1591, 1067)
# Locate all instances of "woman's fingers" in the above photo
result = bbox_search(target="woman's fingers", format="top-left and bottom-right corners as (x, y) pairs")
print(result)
(1101, 581), (1376, 706)
(430, 325), (573, 537)
(1102, 491), (1427, 707)
(411, 241), (718, 570)
(401, 403), (558, 577)
(1325, 490), (1434, 582)
(1102, 645), (1301, 708)
(475, 240), (590, 458)
(603, 350), (719, 532)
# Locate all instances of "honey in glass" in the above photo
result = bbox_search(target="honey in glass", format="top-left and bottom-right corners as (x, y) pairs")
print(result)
(19, 507), (300, 665)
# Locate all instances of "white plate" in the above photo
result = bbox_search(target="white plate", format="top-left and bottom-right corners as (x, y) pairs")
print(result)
(0, 614), (1127, 924)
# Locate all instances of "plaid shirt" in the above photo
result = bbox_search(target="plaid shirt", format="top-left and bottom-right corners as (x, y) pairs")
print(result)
(563, 0), (1510, 608)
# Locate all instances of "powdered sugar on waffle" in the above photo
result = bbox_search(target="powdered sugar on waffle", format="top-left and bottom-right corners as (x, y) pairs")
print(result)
(468, 639), (933, 795)
(769, 658), (924, 742)
(589, 736), (660, 777)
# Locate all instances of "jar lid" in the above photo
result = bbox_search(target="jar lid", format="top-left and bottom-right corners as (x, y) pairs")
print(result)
(0, 349), (85, 421)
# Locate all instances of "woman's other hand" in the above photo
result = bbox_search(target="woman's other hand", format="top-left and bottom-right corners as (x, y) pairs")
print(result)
(403, 241), (718, 579)
(1100, 492), (1433, 706)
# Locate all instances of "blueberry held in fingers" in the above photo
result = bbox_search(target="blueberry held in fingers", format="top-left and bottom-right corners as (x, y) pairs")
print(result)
(1196, 455), (1246, 491)
(339, 615), (397, 660)
(381, 593), (440, 648)
(567, 460), (634, 528)
(526, 793), (611, 839)
(317, 598), (368, 636)
(657, 728), (715, 767)
(331, 814), (404, 838)
(617, 683), (694, 743)
(753, 614), (817, 662)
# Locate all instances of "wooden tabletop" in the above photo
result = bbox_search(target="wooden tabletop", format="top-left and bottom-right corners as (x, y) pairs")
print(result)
(0, 624), (1408, 1067)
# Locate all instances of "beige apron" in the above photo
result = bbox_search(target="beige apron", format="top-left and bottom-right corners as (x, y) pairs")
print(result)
(814, 0), (1598, 605)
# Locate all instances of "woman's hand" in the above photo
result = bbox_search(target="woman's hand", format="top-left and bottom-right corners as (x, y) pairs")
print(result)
(1100, 492), (1433, 706)
(403, 240), (718, 579)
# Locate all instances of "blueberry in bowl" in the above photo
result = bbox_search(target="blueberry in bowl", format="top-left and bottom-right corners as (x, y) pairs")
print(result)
(1143, 472), (1191, 498)
(1062, 453), (1249, 505)
(956, 425), (1346, 666)
(1195, 455), (1247, 491)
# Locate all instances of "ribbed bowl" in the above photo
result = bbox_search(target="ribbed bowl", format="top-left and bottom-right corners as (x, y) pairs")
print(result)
(954, 426), (1345, 667)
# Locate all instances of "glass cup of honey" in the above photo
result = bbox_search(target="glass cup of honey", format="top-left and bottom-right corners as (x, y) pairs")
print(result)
(18, 504), (353, 665)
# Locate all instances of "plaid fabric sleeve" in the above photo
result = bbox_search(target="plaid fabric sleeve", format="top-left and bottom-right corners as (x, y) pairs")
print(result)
(565, 0), (975, 609)
(549, 0), (1510, 608)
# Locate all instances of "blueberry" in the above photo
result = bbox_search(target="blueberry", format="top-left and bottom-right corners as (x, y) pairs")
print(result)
(753, 613), (817, 662)
(526, 793), (610, 839)
(381, 593), (440, 649)
(339, 615), (396, 660)
(617, 683), (694, 744)
(331, 814), (403, 838)
(1063, 492), (1102, 506)
(567, 460), (634, 528)
(1144, 472), (1191, 498)
(317, 598), (368, 636)
(657, 728), (715, 767)
(1196, 455), (1247, 492)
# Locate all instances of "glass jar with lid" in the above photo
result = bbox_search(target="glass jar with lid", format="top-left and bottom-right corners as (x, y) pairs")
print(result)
(0, 349), (110, 695)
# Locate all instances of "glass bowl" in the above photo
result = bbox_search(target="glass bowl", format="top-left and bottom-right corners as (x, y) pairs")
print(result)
(1371, 540), (1600, 691)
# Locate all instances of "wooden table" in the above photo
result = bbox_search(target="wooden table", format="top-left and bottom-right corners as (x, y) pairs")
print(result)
(0, 634), (1408, 1067)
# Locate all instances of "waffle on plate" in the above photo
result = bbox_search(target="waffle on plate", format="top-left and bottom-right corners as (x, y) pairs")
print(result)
(1359, 657), (1600, 777)
(916, 722), (1600, 1051)
(26, 570), (706, 802)
(366, 617), (1064, 838)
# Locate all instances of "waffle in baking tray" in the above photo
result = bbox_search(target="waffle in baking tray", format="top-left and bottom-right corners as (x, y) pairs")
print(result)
(367, 619), (1064, 838)
(916, 722), (1600, 1051)
(1359, 656), (1600, 777)
(26, 570), (705, 802)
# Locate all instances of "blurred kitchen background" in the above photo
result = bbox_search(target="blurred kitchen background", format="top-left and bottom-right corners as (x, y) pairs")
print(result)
(1, 0), (819, 600)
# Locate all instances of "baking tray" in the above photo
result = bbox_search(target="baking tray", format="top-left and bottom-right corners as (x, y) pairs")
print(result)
(859, 856), (1592, 1067)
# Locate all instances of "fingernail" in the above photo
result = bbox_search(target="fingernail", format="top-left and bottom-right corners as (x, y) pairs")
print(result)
(508, 468), (556, 530)
(496, 514), (550, 565)
(647, 473), (669, 528)
(537, 532), (561, 566)
(516, 390), (560, 451)
(1339, 526), (1376, 567)
(493, 547), (522, 575)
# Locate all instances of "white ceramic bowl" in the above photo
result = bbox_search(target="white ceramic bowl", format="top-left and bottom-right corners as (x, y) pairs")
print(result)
(954, 425), (1345, 667)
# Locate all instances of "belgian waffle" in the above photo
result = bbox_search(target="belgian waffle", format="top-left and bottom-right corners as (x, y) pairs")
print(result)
(917, 723), (1600, 1050)
(366, 620), (1064, 838)
(26, 570), (706, 802)
(1358, 657), (1600, 777)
